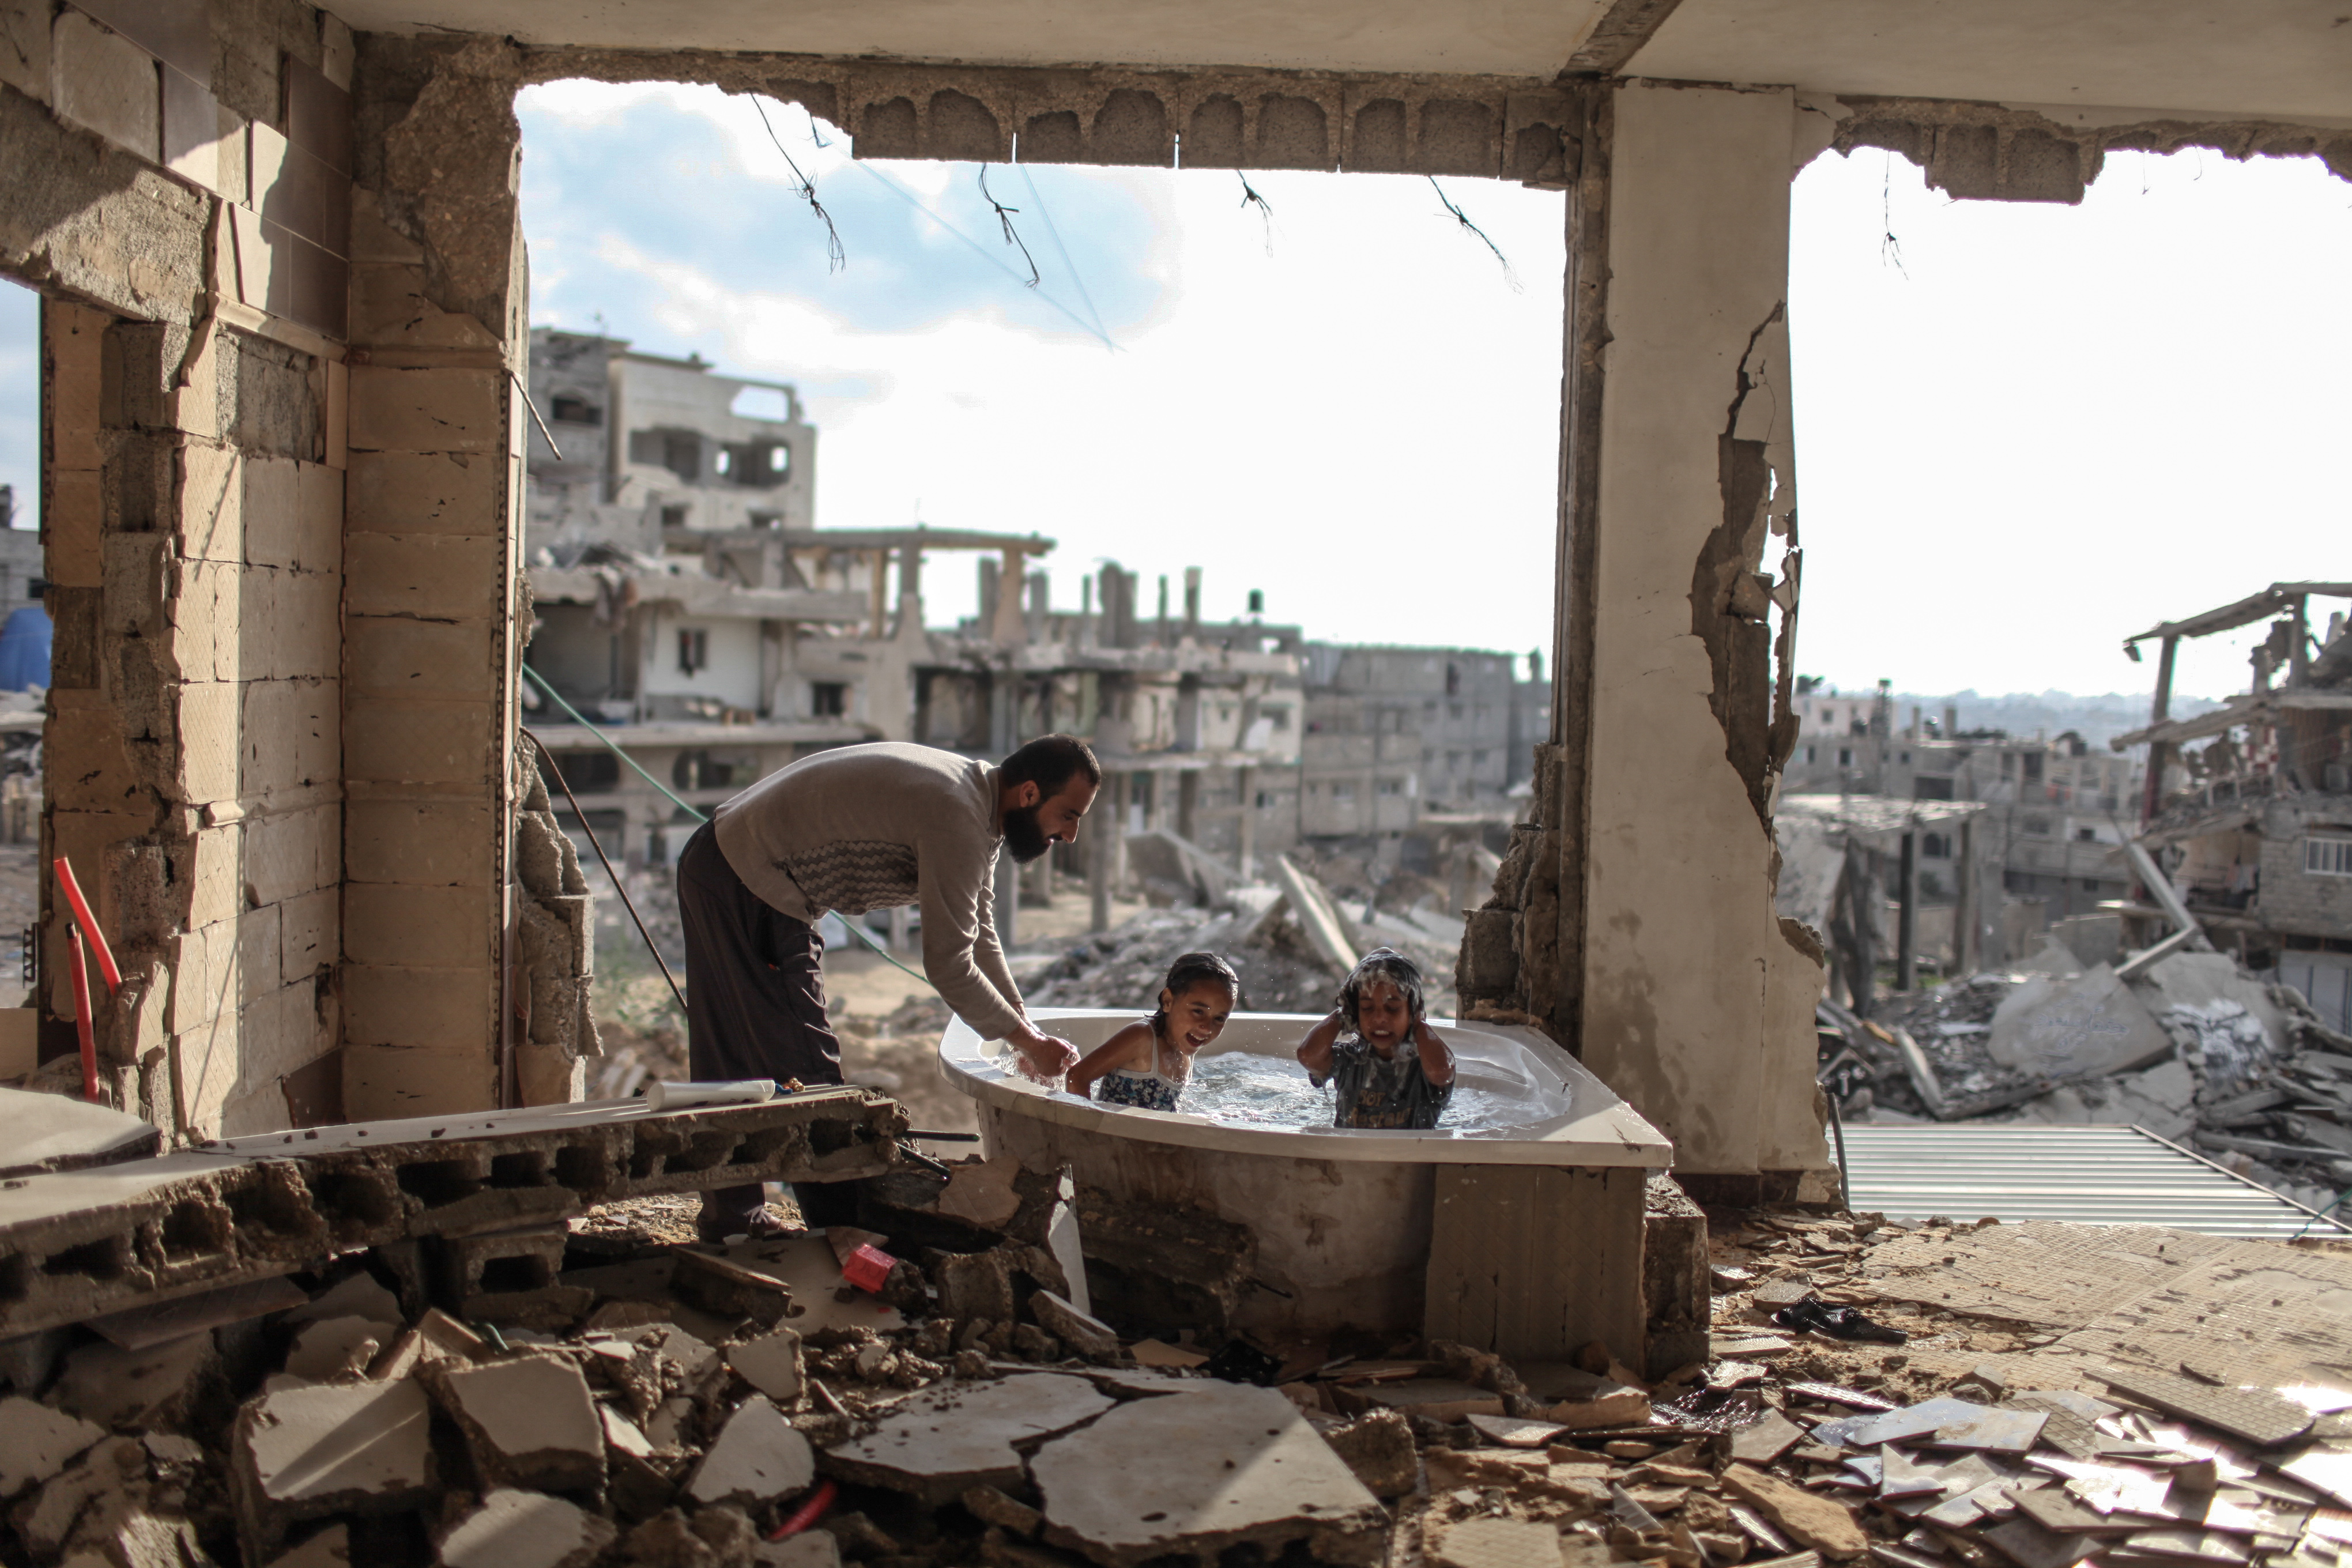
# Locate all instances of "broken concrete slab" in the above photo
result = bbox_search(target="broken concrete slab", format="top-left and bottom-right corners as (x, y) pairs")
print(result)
(686, 1395), (813, 1507)
(0, 1393), (106, 1497)
(756, 1531), (842, 1568)
(1029, 1291), (1120, 1363)
(1728, 1410), (1807, 1465)
(1358, 1377), (1505, 1424)
(726, 1325), (805, 1405)
(1987, 966), (2175, 1082)
(1720, 1464), (1869, 1558)
(230, 1377), (436, 1559)
(713, 1236), (904, 1336)
(1031, 1379), (1386, 1567)
(425, 1351), (605, 1493)
(1465, 1412), (1568, 1449)
(0, 1085), (161, 1178)
(438, 1487), (619, 1568)
(824, 1373), (1114, 1507)
(53, 1330), (221, 1431)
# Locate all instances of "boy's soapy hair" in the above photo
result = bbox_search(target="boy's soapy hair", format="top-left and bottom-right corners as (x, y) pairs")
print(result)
(1336, 947), (1424, 1031)
(1149, 951), (1241, 1037)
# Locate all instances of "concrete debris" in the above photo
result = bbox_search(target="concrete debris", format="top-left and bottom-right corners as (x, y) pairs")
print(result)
(1316, 1407), (1420, 1496)
(725, 1325), (806, 1404)
(824, 1372), (1114, 1506)
(52, 1332), (221, 1432)
(230, 1378), (436, 1559)
(0, 1087), (162, 1179)
(282, 1317), (397, 1383)
(425, 1350), (607, 1493)
(1832, 943), (2352, 1213)
(262, 1522), (349, 1568)
(1029, 1379), (1387, 1567)
(1027, 1291), (1120, 1363)
(686, 1395), (813, 1506)
(438, 1488), (619, 1568)
(0, 1393), (106, 1497)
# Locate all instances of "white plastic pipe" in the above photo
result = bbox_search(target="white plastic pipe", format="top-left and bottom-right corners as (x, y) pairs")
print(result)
(646, 1079), (777, 1113)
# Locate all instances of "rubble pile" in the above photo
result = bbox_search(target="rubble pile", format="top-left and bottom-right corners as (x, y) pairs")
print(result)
(1826, 951), (2352, 1216)
(3, 1122), (2349, 1568)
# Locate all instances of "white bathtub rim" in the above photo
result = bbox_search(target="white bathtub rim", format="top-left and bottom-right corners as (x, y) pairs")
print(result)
(937, 1008), (1673, 1168)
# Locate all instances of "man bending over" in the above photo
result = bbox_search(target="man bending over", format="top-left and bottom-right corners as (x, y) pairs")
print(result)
(678, 734), (1099, 1242)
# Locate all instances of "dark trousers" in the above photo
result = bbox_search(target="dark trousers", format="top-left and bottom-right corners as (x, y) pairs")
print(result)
(676, 821), (860, 1232)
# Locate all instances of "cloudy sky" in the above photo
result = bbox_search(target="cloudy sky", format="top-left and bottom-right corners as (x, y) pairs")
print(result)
(1, 86), (2344, 703)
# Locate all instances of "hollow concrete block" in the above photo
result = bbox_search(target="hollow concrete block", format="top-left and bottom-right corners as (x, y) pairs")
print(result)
(342, 1041), (496, 1120)
(343, 696), (496, 787)
(341, 964), (495, 1051)
(344, 881), (491, 970)
(345, 798), (498, 887)
(346, 614), (498, 699)
(344, 451), (500, 535)
(346, 365), (503, 454)
(343, 533), (507, 620)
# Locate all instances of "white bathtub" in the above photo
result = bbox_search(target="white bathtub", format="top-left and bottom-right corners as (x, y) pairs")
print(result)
(937, 1011), (1672, 1340)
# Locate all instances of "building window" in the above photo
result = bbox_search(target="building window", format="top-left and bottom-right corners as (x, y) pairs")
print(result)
(677, 628), (708, 675)
(2076, 827), (2097, 842)
(1838, 748), (1854, 767)
(1804, 745), (1816, 763)
(2305, 836), (2352, 877)
(811, 681), (847, 718)
(549, 395), (601, 424)
(661, 504), (689, 529)
(1922, 832), (1952, 859)
(2023, 815), (2052, 835)
(1377, 779), (1404, 797)
(1899, 751), (1910, 764)
(1333, 783), (1356, 804)
(748, 511), (782, 529)
(2022, 753), (2044, 783)
(2083, 879), (2100, 892)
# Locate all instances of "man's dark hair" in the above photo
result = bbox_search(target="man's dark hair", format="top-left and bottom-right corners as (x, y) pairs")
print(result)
(1002, 733), (1102, 796)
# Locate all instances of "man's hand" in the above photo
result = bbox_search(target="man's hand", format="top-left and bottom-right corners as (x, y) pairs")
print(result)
(1009, 1022), (1080, 1082)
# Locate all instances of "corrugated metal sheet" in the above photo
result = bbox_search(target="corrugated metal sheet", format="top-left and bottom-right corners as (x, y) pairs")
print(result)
(1837, 1123), (2349, 1239)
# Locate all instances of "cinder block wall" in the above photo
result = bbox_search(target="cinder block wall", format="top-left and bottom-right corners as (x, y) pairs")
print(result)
(2257, 801), (2352, 940)
(18, 0), (360, 1140)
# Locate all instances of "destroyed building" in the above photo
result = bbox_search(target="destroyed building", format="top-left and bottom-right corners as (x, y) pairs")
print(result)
(2116, 583), (2352, 1034)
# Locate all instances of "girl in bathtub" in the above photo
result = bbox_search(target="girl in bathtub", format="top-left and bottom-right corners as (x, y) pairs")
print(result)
(1295, 948), (1456, 1129)
(1067, 952), (1241, 1111)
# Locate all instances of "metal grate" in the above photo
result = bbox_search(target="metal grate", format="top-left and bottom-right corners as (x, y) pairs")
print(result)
(1837, 1123), (2347, 1239)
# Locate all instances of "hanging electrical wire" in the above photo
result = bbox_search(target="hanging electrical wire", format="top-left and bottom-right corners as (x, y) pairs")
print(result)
(1017, 162), (1111, 346)
(751, 94), (846, 271)
(1428, 176), (1520, 290)
(850, 161), (1114, 347)
(977, 165), (1041, 287)
(1237, 172), (1276, 254)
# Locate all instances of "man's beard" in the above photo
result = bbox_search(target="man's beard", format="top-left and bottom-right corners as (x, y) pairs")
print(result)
(1004, 802), (1053, 864)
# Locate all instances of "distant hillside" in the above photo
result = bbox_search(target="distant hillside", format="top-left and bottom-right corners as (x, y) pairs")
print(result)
(1805, 689), (2227, 749)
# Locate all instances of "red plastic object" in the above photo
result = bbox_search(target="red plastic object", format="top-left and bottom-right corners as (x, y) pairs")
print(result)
(767, 1479), (837, 1541)
(840, 1243), (896, 1294)
(66, 927), (99, 1103)
(53, 857), (121, 993)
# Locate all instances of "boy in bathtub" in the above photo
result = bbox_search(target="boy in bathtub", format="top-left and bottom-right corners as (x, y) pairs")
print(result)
(1294, 948), (1456, 1129)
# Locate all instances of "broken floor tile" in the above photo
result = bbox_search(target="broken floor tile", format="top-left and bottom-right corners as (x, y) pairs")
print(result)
(0, 1393), (106, 1497)
(1427, 1516), (1563, 1568)
(1030, 1380), (1386, 1567)
(2124, 1529), (2252, 1564)
(1837, 1400), (1998, 1450)
(1930, 1406), (2049, 1455)
(687, 1396), (814, 1507)
(726, 1326), (805, 1405)
(1720, 1463), (1870, 1558)
(53, 1332), (220, 1432)
(1880, 1448), (1949, 1501)
(230, 1378), (435, 1559)
(438, 1487), (619, 1568)
(1785, 1384), (1900, 1414)
(824, 1373), (1113, 1507)
(426, 1351), (605, 1494)
(2095, 1367), (2315, 1450)
(1729, 1411), (1808, 1465)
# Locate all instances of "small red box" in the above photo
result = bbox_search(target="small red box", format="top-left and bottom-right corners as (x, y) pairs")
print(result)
(842, 1243), (896, 1294)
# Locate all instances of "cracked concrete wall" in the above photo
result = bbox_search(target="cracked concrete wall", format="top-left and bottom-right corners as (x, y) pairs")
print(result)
(1578, 81), (1825, 1185)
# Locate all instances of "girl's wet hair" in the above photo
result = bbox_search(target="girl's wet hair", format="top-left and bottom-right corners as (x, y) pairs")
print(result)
(1336, 947), (1424, 1030)
(1150, 951), (1241, 1035)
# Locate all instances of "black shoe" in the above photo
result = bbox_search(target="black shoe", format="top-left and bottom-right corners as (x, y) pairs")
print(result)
(1771, 1294), (1908, 1344)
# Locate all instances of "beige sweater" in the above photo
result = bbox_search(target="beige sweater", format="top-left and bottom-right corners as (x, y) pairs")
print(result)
(713, 742), (1025, 1041)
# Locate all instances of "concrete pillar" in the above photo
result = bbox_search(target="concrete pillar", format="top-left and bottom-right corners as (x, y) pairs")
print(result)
(1111, 772), (1132, 894)
(1897, 830), (1917, 991)
(1088, 804), (1111, 934)
(992, 547), (1027, 645)
(1549, 81), (1828, 1187)
(993, 848), (1019, 950)
(1176, 770), (1198, 843)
